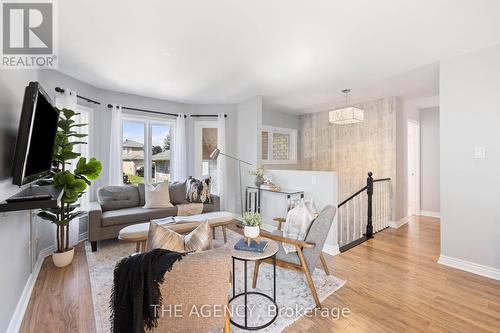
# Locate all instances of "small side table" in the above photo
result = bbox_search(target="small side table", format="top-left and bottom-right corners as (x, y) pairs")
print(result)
(229, 239), (279, 330)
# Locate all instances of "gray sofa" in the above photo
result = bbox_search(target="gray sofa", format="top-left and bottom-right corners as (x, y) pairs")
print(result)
(88, 181), (220, 251)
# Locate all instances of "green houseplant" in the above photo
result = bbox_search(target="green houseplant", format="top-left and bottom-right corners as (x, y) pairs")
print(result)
(249, 166), (265, 187)
(242, 212), (263, 240)
(37, 108), (102, 267)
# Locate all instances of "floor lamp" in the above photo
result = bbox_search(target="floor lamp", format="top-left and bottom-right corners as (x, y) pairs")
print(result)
(210, 148), (252, 216)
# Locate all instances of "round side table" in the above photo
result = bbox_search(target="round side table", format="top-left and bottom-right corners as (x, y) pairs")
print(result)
(229, 239), (279, 330)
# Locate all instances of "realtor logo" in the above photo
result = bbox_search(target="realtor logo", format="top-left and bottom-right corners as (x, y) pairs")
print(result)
(1, 0), (57, 68)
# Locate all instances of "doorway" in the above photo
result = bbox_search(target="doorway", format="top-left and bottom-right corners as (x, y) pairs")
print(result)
(407, 120), (420, 216)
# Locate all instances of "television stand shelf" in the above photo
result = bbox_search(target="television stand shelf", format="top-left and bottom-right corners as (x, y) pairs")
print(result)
(0, 185), (64, 213)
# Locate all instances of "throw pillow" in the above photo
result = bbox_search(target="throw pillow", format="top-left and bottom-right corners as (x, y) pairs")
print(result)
(169, 180), (190, 205)
(282, 200), (318, 254)
(143, 181), (173, 209)
(185, 176), (212, 204)
(147, 220), (213, 252)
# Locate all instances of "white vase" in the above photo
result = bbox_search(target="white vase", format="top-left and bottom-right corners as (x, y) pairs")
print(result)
(244, 225), (260, 239)
(52, 248), (75, 268)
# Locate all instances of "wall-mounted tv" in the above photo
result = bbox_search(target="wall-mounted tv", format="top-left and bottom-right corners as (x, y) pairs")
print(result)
(11, 82), (60, 186)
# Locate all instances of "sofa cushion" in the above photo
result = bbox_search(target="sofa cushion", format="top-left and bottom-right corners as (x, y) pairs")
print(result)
(98, 186), (140, 212)
(202, 203), (216, 213)
(169, 180), (189, 205)
(101, 206), (178, 227)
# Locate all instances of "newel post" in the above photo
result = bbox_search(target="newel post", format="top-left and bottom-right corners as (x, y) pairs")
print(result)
(366, 172), (374, 239)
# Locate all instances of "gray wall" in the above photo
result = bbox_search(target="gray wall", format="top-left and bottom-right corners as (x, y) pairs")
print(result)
(420, 108), (440, 213)
(0, 70), (44, 332)
(440, 44), (500, 270)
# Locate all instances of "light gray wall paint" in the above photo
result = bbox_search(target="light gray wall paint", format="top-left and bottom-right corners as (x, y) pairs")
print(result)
(440, 44), (500, 270)
(262, 109), (300, 129)
(0, 70), (47, 332)
(420, 107), (440, 213)
(395, 99), (420, 220)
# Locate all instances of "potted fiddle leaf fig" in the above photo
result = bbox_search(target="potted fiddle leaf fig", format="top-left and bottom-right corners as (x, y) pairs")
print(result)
(37, 108), (102, 267)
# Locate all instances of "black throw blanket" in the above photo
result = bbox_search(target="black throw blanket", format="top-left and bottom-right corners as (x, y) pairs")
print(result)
(110, 249), (185, 333)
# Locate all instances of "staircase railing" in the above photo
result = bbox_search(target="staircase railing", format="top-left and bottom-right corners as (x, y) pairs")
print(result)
(338, 172), (392, 252)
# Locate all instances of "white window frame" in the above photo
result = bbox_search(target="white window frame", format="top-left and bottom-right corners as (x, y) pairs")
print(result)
(194, 120), (221, 195)
(260, 125), (298, 165)
(121, 114), (175, 183)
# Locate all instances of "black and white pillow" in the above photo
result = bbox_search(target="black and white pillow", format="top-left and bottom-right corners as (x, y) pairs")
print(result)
(186, 176), (212, 204)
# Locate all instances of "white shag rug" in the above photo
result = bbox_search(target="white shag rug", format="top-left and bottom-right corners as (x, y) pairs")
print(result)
(85, 229), (345, 333)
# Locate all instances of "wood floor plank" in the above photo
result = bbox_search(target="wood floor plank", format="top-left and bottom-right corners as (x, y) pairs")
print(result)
(20, 216), (500, 332)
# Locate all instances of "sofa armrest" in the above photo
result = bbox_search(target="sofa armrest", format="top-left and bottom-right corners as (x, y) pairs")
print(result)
(88, 201), (102, 242)
(211, 195), (220, 211)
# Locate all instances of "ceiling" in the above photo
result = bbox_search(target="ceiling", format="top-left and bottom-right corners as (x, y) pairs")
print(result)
(58, 0), (500, 114)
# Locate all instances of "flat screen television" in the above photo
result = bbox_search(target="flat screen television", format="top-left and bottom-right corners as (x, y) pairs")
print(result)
(11, 82), (60, 186)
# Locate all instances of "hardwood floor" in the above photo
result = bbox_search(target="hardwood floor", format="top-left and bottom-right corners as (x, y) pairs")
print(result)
(20, 216), (500, 332)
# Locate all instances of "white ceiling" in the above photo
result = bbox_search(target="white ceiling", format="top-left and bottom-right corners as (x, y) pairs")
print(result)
(58, 0), (500, 114)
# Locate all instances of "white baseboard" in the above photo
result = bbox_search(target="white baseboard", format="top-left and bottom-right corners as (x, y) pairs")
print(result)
(419, 210), (440, 218)
(7, 245), (55, 333)
(78, 231), (88, 243)
(322, 243), (340, 256)
(389, 217), (409, 229)
(438, 255), (500, 281)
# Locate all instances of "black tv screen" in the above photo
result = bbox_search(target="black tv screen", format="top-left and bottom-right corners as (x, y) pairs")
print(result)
(12, 82), (60, 186)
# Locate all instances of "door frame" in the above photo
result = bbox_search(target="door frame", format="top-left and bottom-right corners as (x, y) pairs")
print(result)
(407, 119), (420, 216)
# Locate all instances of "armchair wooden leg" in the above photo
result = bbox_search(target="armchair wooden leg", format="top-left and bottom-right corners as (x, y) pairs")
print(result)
(224, 303), (231, 333)
(252, 260), (261, 289)
(212, 227), (216, 239)
(296, 246), (321, 308)
(222, 226), (227, 243)
(320, 253), (330, 275)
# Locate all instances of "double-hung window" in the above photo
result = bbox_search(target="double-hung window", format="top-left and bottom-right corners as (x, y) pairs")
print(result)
(121, 116), (174, 184)
(260, 126), (298, 164)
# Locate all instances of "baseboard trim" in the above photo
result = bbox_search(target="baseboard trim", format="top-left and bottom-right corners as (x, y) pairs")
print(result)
(7, 245), (55, 333)
(78, 231), (88, 243)
(438, 255), (500, 281)
(419, 210), (440, 218)
(323, 243), (340, 256)
(389, 217), (408, 229)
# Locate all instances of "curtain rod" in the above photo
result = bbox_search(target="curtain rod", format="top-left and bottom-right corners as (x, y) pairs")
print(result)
(107, 104), (183, 118)
(55, 87), (101, 105)
(190, 114), (227, 118)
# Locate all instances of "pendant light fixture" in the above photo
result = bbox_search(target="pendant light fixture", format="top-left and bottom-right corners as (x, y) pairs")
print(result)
(328, 89), (364, 125)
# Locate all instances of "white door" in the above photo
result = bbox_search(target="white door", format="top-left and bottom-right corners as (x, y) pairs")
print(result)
(194, 121), (219, 194)
(407, 120), (420, 216)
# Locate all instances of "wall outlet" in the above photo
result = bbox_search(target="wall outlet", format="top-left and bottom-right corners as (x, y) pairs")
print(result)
(473, 147), (486, 159)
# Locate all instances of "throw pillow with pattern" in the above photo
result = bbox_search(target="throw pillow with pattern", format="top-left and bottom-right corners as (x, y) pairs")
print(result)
(185, 176), (212, 204)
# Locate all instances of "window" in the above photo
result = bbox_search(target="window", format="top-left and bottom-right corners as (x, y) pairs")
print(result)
(121, 117), (173, 185)
(194, 121), (219, 194)
(260, 126), (297, 164)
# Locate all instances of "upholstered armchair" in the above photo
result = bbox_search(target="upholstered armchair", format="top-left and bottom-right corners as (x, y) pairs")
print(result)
(253, 205), (337, 308)
(152, 247), (232, 333)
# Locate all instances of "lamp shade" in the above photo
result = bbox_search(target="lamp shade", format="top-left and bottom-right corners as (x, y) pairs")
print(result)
(329, 106), (364, 125)
(209, 148), (220, 160)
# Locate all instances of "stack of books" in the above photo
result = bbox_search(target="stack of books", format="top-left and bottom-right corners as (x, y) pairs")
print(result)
(234, 239), (269, 253)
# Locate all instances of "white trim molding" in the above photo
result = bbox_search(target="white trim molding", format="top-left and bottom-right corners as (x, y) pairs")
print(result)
(419, 210), (440, 218)
(322, 243), (340, 256)
(438, 255), (500, 281)
(7, 245), (55, 333)
(389, 217), (409, 229)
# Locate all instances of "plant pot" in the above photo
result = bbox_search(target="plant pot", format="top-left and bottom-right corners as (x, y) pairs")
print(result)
(244, 225), (260, 239)
(254, 176), (264, 187)
(52, 248), (75, 268)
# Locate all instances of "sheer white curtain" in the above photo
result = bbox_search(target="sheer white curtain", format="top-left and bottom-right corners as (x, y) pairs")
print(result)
(172, 113), (187, 181)
(55, 89), (80, 246)
(217, 114), (226, 209)
(108, 104), (123, 186)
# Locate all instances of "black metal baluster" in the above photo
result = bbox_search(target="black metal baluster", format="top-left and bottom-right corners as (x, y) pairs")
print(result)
(366, 172), (374, 239)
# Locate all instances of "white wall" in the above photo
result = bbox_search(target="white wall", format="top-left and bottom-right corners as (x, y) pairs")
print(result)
(440, 44), (500, 277)
(263, 170), (339, 254)
(420, 107), (440, 214)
